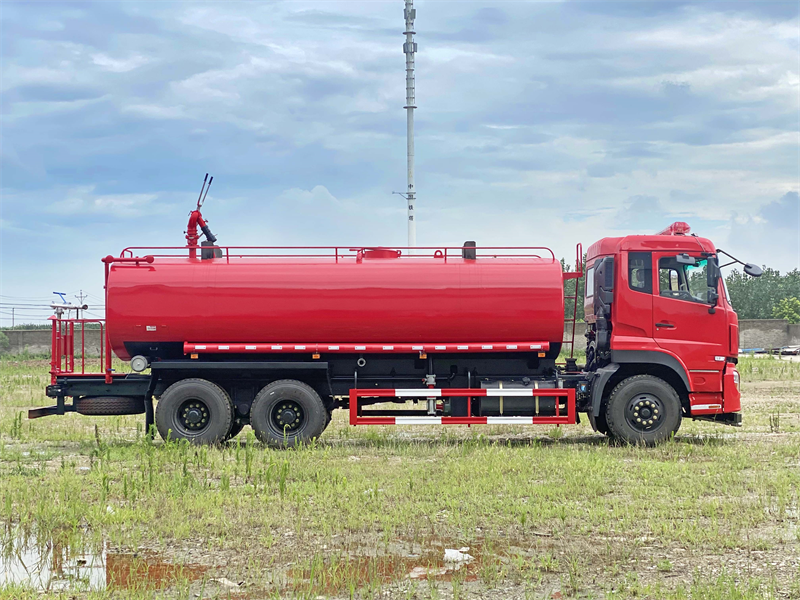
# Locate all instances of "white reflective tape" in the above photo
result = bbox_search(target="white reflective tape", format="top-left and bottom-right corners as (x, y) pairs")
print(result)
(146, 326), (157, 332)
(396, 389), (441, 397)
(412, 345), (423, 350)
(245, 346), (257, 350)
(457, 345), (468, 350)
(435, 345), (446, 350)
(714, 356), (725, 362)
(485, 388), (534, 396)
(355, 345), (366, 350)
(295, 345), (306, 350)
(487, 417), (534, 424)
(530, 344), (542, 350)
(218, 345), (230, 350)
(506, 345), (518, 350)
(693, 404), (722, 411)
(383, 346), (394, 350)
(396, 417), (442, 425)
(482, 345), (493, 350)
(328, 346), (339, 350)
(195, 345), (206, 350)
(271, 345), (282, 350)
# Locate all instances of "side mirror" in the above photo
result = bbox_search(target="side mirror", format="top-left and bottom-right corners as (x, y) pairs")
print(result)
(676, 253), (696, 265)
(744, 263), (762, 278)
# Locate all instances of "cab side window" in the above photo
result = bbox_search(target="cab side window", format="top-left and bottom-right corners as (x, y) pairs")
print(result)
(658, 256), (709, 303)
(628, 252), (652, 294)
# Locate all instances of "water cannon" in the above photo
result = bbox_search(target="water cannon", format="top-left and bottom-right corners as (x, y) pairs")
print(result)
(186, 174), (220, 255)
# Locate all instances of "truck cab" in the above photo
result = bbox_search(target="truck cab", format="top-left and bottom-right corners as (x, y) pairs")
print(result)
(583, 222), (742, 438)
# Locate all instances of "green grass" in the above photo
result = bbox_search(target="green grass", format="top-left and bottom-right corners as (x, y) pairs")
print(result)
(1, 357), (799, 599)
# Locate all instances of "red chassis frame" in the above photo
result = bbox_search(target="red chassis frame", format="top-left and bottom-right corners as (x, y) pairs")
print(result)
(349, 387), (576, 426)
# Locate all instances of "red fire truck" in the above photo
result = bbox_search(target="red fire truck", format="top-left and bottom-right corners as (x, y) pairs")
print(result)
(31, 188), (762, 446)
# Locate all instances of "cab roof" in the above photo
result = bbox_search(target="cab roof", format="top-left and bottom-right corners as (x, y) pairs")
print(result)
(586, 222), (716, 260)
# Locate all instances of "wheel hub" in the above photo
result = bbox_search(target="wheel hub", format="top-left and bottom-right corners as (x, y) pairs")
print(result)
(179, 401), (209, 431)
(272, 401), (304, 431)
(626, 394), (662, 432)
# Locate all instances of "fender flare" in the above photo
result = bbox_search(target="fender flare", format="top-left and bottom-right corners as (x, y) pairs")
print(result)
(591, 350), (692, 416)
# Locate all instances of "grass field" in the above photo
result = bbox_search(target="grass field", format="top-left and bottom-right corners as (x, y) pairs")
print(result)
(1, 356), (799, 599)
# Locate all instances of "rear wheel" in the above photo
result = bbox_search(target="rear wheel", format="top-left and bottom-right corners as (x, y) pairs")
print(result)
(605, 375), (681, 446)
(155, 379), (233, 445)
(250, 380), (328, 448)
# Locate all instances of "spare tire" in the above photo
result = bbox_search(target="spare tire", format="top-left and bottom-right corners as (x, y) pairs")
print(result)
(75, 396), (145, 416)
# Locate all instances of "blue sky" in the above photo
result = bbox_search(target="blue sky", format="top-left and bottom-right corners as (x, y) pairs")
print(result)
(1, 1), (798, 325)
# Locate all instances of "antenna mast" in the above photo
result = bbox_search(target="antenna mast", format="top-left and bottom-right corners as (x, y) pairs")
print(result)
(403, 0), (417, 249)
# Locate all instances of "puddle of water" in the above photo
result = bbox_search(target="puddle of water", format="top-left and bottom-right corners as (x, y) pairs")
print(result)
(0, 535), (207, 591)
(289, 538), (495, 595)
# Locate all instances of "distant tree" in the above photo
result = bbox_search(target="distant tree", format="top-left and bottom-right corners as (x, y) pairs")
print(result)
(772, 297), (800, 324)
(725, 268), (800, 319)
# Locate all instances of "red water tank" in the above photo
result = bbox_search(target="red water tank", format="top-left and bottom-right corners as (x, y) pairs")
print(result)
(106, 254), (565, 360)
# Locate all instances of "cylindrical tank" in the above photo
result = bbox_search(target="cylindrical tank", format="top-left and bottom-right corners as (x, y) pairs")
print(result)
(106, 254), (565, 360)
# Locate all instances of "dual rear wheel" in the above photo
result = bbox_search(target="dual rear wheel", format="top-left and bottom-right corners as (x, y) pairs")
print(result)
(155, 378), (328, 447)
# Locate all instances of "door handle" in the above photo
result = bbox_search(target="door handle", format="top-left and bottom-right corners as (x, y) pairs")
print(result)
(655, 322), (675, 329)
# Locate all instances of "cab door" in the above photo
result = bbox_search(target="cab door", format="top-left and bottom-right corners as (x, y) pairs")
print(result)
(652, 252), (727, 391)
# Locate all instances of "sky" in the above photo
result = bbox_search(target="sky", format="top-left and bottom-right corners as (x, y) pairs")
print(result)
(1, 1), (799, 325)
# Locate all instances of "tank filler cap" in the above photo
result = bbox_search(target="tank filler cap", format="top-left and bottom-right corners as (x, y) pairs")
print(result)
(360, 248), (402, 259)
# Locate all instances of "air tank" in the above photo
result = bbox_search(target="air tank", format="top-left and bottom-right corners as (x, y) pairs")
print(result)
(106, 252), (566, 360)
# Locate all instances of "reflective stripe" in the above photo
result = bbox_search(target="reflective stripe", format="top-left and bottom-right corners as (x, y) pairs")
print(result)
(506, 345), (518, 349)
(396, 417), (442, 425)
(328, 346), (339, 350)
(383, 346), (394, 350)
(485, 388), (534, 397)
(693, 404), (722, 411)
(271, 345), (282, 350)
(487, 417), (533, 424)
(195, 345), (206, 350)
(435, 345), (446, 350)
(396, 389), (441, 397)
(245, 345), (257, 350)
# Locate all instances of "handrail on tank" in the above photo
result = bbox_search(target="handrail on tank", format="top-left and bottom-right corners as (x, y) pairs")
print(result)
(117, 245), (557, 263)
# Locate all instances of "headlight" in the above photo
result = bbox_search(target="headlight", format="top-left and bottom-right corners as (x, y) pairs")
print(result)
(732, 369), (740, 387)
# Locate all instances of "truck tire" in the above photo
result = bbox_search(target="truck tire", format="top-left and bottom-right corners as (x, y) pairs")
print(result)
(605, 375), (681, 446)
(250, 380), (328, 448)
(155, 378), (233, 445)
(75, 396), (145, 416)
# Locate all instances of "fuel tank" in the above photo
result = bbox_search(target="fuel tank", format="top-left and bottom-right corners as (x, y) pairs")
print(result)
(106, 253), (566, 360)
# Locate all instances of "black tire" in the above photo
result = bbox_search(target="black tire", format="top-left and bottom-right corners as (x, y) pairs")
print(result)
(155, 379), (233, 445)
(605, 375), (681, 446)
(75, 396), (145, 416)
(250, 380), (328, 448)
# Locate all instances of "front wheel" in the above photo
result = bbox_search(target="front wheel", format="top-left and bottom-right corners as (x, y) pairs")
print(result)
(605, 375), (681, 446)
(250, 380), (328, 448)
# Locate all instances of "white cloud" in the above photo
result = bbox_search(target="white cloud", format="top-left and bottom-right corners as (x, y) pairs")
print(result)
(91, 53), (150, 73)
